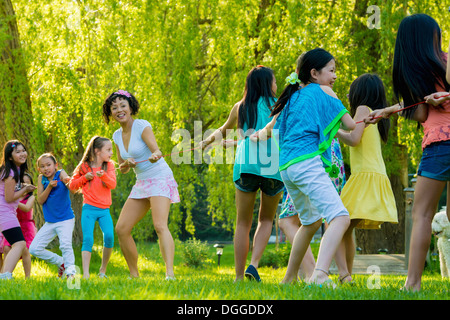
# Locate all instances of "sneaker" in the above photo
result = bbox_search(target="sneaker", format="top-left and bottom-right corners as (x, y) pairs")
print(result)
(64, 265), (77, 278)
(98, 272), (108, 279)
(58, 264), (65, 278)
(0, 272), (13, 280)
(244, 265), (261, 282)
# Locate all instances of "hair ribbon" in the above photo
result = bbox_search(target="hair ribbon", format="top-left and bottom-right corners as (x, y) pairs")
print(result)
(285, 72), (301, 86)
(114, 90), (132, 98)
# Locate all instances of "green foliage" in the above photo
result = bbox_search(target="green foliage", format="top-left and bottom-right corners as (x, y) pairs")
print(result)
(258, 244), (291, 269)
(181, 238), (211, 268)
(5, 0), (450, 240)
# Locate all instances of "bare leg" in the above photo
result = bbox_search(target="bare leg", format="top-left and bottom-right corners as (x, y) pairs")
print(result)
(115, 198), (150, 278)
(2, 241), (26, 274)
(309, 215), (350, 285)
(282, 219), (322, 284)
(446, 181), (450, 222)
(82, 251), (91, 279)
(234, 188), (257, 281)
(21, 248), (31, 278)
(150, 196), (174, 278)
(404, 176), (445, 291)
(279, 215), (315, 280)
(249, 191), (282, 268)
(100, 247), (113, 275)
(334, 219), (360, 282)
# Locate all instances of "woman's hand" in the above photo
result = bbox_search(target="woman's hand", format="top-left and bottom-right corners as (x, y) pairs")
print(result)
(149, 150), (162, 163)
(199, 139), (212, 150)
(119, 158), (136, 170)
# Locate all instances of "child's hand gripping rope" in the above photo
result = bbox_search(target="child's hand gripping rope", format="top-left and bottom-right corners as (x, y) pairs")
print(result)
(362, 92), (450, 124)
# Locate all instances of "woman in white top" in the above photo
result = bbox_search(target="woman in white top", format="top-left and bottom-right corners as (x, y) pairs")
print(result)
(103, 90), (180, 279)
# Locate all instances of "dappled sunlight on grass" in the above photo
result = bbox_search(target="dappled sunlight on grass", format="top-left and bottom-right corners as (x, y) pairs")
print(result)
(0, 242), (449, 300)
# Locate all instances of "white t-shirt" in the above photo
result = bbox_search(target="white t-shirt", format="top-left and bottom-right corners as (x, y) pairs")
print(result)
(113, 119), (173, 180)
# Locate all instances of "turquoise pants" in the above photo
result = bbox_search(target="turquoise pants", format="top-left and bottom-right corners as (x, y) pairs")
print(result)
(81, 204), (114, 252)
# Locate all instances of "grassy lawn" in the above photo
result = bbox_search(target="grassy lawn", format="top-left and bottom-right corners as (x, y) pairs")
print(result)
(0, 241), (448, 301)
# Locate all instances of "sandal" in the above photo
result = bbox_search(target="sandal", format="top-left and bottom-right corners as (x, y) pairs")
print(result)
(307, 268), (336, 289)
(338, 273), (354, 285)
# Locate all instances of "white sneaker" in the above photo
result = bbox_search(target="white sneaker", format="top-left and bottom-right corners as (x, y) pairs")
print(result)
(64, 265), (77, 277)
(0, 272), (13, 280)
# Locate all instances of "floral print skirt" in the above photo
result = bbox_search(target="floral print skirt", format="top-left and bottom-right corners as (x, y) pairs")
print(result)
(129, 175), (180, 203)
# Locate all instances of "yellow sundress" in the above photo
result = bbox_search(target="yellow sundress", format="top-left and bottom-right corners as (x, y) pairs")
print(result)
(340, 111), (398, 229)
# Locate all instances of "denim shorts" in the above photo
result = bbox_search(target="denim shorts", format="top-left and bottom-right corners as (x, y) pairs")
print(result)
(234, 173), (284, 196)
(418, 140), (450, 181)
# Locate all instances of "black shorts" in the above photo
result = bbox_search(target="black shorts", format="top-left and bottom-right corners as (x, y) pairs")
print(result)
(2, 227), (25, 246)
(234, 173), (284, 196)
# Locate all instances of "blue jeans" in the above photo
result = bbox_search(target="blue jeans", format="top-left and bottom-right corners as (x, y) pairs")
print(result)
(418, 140), (450, 181)
(81, 204), (114, 252)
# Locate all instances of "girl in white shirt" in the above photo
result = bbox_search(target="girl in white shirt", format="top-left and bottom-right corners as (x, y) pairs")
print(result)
(103, 90), (180, 279)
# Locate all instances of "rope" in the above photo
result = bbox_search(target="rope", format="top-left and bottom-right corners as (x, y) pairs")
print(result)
(355, 93), (450, 124)
(61, 93), (450, 171)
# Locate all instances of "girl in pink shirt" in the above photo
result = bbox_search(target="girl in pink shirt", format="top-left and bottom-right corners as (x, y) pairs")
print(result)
(3, 173), (36, 278)
(69, 136), (116, 279)
(368, 14), (450, 291)
(0, 140), (36, 280)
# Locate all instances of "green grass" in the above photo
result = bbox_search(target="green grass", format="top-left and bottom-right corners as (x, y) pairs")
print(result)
(0, 241), (449, 300)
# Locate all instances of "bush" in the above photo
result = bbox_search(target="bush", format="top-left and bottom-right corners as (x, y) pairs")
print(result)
(259, 244), (291, 269)
(182, 238), (210, 268)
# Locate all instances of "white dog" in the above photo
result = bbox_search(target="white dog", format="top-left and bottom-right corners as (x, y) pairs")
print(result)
(432, 211), (450, 278)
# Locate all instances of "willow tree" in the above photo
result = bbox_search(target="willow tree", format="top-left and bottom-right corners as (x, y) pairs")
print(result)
(11, 0), (448, 246)
(0, 0), (45, 226)
(0, 0), (33, 155)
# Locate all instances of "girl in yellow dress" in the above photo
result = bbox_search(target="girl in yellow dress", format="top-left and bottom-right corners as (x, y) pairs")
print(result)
(334, 73), (398, 283)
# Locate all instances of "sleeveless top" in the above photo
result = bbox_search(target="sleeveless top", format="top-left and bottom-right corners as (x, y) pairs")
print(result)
(41, 170), (74, 223)
(0, 169), (21, 231)
(340, 108), (398, 229)
(233, 97), (282, 182)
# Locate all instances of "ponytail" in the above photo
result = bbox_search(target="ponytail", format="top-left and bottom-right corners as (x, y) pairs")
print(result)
(270, 83), (300, 117)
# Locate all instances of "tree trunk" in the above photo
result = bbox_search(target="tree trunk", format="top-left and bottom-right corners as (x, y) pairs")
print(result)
(0, 0), (33, 152)
(0, 0), (47, 226)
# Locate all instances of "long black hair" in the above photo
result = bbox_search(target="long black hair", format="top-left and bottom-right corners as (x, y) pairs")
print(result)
(349, 74), (390, 143)
(271, 48), (335, 117)
(237, 66), (276, 131)
(393, 13), (449, 119)
(0, 140), (28, 183)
